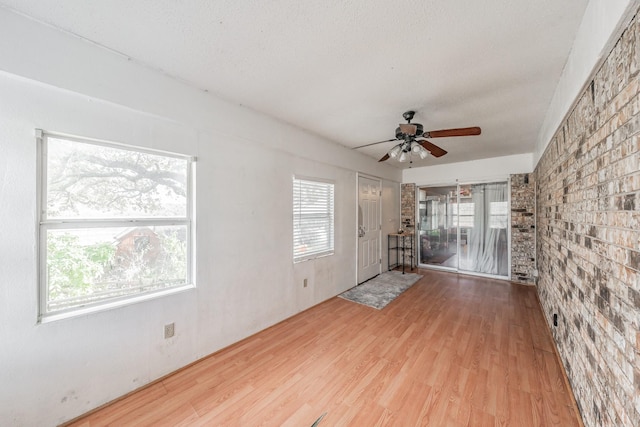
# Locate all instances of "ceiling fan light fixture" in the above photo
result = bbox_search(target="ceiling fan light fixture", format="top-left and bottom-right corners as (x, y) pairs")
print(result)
(359, 111), (481, 163)
(388, 145), (402, 158)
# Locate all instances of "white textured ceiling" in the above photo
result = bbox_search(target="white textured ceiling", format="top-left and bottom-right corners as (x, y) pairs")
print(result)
(0, 0), (589, 168)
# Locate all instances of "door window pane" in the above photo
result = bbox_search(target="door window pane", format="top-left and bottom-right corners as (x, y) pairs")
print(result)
(463, 182), (509, 276)
(418, 186), (458, 268)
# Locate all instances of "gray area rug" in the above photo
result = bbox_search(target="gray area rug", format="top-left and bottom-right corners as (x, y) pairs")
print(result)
(339, 271), (423, 310)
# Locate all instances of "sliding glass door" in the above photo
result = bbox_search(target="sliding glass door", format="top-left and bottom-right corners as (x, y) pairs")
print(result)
(417, 186), (458, 269)
(418, 181), (509, 279)
(458, 182), (509, 277)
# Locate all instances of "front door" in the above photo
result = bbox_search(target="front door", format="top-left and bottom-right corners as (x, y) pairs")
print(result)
(358, 176), (381, 283)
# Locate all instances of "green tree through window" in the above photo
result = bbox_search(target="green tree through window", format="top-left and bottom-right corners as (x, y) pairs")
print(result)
(39, 131), (194, 319)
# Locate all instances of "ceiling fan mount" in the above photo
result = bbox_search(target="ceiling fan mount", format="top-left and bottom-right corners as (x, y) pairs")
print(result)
(352, 111), (481, 163)
(402, 110), (416, 122)
(396, 110), (423, 140)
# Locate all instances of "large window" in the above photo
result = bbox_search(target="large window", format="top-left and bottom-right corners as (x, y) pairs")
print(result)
(293, 177), (334, 262)
(38, 130), (195, 320)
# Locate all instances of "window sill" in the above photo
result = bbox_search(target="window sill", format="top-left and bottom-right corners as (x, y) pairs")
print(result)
(293, 251), (334, 264)
(39, 283), (196, 324)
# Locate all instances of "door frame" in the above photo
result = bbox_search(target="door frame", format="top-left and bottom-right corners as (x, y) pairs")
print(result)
(356, 173), (382, 284)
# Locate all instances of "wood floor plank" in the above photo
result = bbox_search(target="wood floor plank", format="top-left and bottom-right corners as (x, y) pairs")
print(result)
(65, 269), (582, 427)
(81, 382), (168, 426)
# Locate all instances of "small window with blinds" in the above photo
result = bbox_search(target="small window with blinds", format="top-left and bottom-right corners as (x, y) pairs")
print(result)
(293, 177), (335, 262)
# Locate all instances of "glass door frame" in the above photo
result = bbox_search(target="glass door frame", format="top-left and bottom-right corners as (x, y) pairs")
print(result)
(415, 178), (512, 281)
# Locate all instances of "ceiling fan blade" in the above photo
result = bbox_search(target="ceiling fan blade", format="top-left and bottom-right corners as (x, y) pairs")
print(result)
(352, 138), (397, 149)
(424, 127), (481, 138)
(378, 153), (390, 162)
(417, 140), (448, 157)
(399, 124), (418, 135)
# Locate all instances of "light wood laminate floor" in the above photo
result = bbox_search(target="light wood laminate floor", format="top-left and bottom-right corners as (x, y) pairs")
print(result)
(67, 269), (582, 426)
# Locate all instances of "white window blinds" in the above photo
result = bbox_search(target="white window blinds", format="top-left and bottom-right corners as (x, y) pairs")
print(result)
(293, 178), (335, 262)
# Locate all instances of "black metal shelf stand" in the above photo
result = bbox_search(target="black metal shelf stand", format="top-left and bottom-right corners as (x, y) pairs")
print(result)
(388, 232), (414, 274)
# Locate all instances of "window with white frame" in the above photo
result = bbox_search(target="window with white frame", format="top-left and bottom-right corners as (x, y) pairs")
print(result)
(38, 130), (195, 320)
(293, 177), (334, 262)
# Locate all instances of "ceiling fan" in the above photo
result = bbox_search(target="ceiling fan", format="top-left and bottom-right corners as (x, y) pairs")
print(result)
(353, 111), (481, 162)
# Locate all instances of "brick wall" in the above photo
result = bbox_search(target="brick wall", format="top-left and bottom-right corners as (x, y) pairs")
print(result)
(511, 173), (536, 284)
(400, 183), (416, 231)
(535, 13), (640, 427)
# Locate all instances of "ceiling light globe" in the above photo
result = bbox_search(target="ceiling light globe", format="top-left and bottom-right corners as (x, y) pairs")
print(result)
(389, 145), (402, 158)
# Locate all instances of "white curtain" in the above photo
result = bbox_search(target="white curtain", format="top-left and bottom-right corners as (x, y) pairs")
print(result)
(467, 182), (508, 276)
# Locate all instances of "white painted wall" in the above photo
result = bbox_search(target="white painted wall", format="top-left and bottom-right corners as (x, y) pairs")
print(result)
(0, 8), (401, 426)
(535, 0), (637, 165)
(402, 153), (533, 186)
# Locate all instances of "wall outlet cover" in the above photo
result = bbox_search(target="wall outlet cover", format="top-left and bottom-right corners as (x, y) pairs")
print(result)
(164, 323), (175, 338)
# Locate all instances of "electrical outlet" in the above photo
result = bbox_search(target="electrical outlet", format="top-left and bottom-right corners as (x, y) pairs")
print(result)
(303, 278), (308, 288)
(164, 323), (175, 339)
